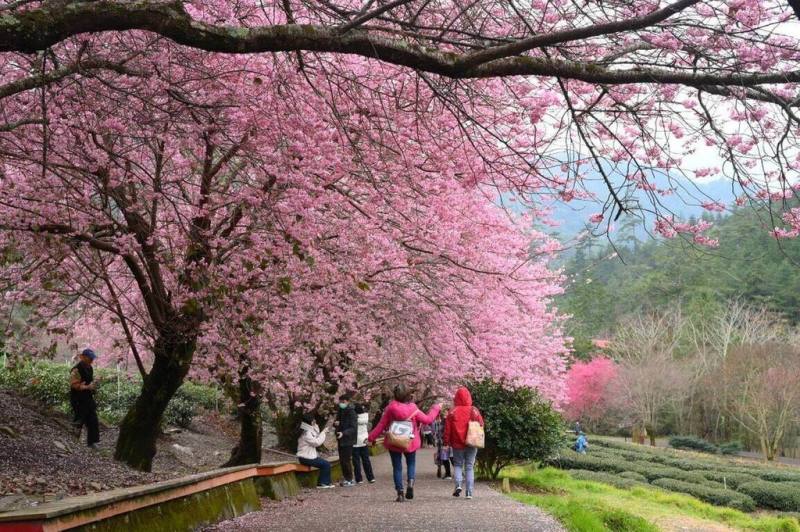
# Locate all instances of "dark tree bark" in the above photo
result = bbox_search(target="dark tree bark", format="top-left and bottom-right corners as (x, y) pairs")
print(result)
(113, 332), (195, 471)
(0, 0), (798, 90)
(223, 373), (264, 467)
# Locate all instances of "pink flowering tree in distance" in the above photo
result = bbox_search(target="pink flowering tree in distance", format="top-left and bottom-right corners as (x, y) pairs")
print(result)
(564, 357), (619, 432)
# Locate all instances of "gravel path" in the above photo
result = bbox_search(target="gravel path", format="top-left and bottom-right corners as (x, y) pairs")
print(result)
(206, 450), (564, 532)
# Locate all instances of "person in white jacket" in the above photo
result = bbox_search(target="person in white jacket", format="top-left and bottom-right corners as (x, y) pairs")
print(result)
(297, 413), (335, 488)
(352, 404), (375, 484)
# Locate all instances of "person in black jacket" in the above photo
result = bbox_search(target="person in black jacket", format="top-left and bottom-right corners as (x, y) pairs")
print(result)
(334, 392), (358, 486)
(69, 348), (100, 448)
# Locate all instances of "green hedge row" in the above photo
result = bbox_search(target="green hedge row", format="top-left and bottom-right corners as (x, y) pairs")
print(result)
(650, 478), (757, 512)
(568, 469), (647, 490)
(737, 481), (800, 512)
(594, 438), (800, 486)
(0, 360), (225, 427)
(552, 443), (800, 512)
(669, 435), (718, 454)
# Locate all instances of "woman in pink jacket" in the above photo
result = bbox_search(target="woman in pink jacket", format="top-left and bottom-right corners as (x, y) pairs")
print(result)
(369, 384), (441, 502)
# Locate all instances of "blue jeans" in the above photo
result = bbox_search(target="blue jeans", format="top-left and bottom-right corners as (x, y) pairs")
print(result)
(298, 456), (332, 486)
(389, 450), (416, 491)
(452, 447), (478, 494)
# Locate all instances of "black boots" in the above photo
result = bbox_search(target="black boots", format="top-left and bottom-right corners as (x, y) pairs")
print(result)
(405, 479), (415, 500)
(395, 490), (405, 502)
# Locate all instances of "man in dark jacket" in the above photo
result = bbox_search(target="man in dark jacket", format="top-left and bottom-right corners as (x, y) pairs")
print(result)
(70, 348), (100, 448)
(334, 392), (358, 486)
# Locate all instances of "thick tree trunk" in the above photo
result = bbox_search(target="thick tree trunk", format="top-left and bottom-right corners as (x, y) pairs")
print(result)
(223, 374), (263, 467)
(274, 406), (306, 452)
(114, 336), (194, 471)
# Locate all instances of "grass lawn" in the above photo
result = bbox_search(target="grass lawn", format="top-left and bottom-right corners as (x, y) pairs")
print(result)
(504, 466), (800, 532)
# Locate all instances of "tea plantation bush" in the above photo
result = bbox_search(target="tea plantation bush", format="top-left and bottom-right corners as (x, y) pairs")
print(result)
(549, 438), (800, 512)
(737, 481), (800, 511)
(619, 471), (648, 483)
(719, 441), (744, 455)
(569, 469), (646, 490)
(651, 478), (757, 512)
(702, 471), (760, 489)
(669, 435), (718, 454)
(0, 360), (224, 427)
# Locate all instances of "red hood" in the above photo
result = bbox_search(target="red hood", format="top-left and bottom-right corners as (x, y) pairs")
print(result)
(454, 387), (472, 407)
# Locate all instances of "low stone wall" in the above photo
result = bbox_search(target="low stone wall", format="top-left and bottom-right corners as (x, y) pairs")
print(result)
(0, 459), (342, 532)
(74, 477), (260, 532)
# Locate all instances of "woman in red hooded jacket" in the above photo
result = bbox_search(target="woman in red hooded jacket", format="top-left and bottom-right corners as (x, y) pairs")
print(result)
(444, 387), (484, 499)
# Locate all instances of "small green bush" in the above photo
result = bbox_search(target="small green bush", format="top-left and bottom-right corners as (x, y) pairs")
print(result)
(719, 441), (744, 455)
(651, 478), (756, 512)
(470, 379), (564, 479)
(669, 435), (718, 454)
(737, 481), (800, 512)
(600, 508), (658, 532)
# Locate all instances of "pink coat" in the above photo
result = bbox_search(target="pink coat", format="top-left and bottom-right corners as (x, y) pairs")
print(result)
(368, 400), (441, 453)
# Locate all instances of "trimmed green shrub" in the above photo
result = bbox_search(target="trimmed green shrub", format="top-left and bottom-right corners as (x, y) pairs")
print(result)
(569, 469), (646, 490)
(702, 471), (760, 489)
(719, 441), (744, 455)
(737, 481), (800, 512)
(624, 462), (691, 482)
(761, 471), (800, 484)
(619, 471), (648, 483)
(651, 478), (756, 512)
(658, 457), (716, 471)
(669, 435), (718, 454)
(651, 468), (710, 484)
(546, 450), (627, 473)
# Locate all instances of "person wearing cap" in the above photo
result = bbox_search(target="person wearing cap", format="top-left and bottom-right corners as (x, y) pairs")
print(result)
(69, 348), (100, 448)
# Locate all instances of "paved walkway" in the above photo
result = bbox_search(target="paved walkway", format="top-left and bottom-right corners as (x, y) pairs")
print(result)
(207, 451), (564, 531)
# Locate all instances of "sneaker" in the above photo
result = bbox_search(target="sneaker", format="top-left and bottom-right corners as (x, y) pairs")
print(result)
(357, 481), (364, 485)
(340, 480), (355, 487)
(88, 443), (100, 450)
(316, 484), (335, 489)
(453, 486), (462, 497)
(444, 476), (452, 480)
(466, 491), (473, 499)
(368, 479), (376, 484)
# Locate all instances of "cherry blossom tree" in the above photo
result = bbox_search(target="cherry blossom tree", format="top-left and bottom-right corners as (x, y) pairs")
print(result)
(0, 38), (568, 468)
(0, 0), (799, 232)
(564, 356), (618, 431)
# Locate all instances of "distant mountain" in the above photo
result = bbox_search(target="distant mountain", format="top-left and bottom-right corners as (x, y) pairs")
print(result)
(538, 171), (739, 242)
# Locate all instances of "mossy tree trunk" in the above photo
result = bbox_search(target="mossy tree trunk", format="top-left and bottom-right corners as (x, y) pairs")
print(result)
(114, 331), (195, 471)
(223, 372), (263, 467)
